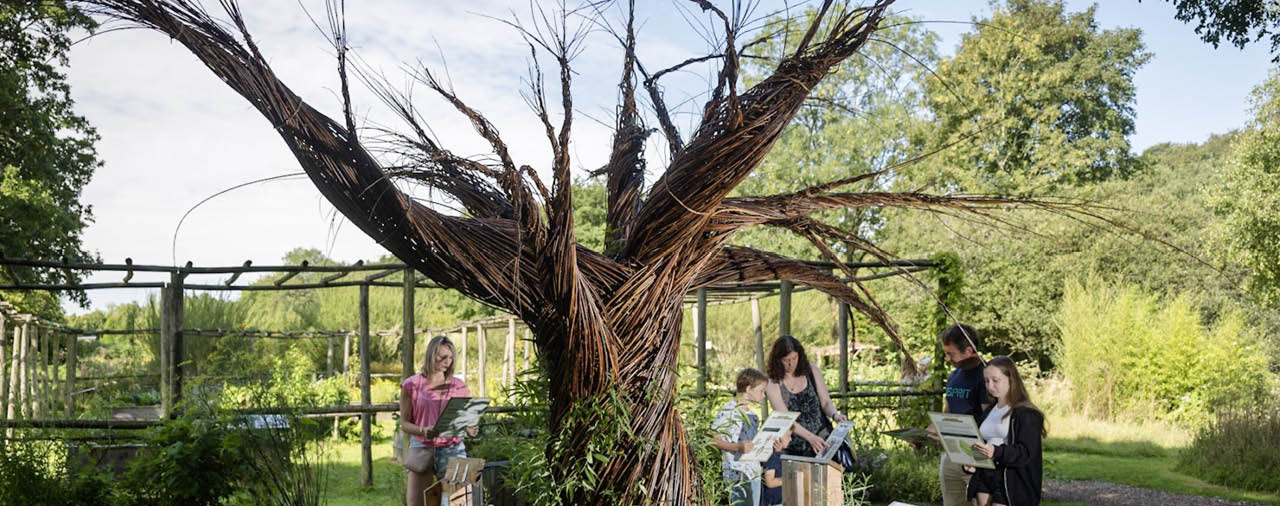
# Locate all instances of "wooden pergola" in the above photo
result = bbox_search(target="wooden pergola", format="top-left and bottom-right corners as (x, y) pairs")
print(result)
(0, 254), (936, 484)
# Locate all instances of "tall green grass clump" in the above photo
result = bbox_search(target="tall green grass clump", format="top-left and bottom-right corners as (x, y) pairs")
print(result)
(1055, 275), (1273, 426)
(1178, 403), (1280, 493)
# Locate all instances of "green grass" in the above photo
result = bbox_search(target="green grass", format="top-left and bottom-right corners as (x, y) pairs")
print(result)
(318, 416), (1280, 506)
(1042, 413), (1280, 505)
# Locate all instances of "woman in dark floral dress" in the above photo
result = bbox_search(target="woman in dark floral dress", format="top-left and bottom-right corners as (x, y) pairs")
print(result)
(764, 335), (848, 457)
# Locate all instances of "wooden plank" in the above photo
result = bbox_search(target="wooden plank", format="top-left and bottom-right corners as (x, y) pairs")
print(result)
(696, 288), (707, 395)
(327, 335), (335, 377)
(523, 328), (531, 371)
(359, 284), (373, 487)
(343, 332), (351, 375)
(402, 268), (415, 380)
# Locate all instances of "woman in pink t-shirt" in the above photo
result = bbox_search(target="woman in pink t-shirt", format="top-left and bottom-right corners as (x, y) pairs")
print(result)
(400, 335), (478, 506)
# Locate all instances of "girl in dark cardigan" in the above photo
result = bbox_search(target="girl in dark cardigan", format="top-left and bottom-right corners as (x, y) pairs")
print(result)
(965, 356), (1046, 506)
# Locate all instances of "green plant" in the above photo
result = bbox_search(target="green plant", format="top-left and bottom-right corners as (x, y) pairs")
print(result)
(117, 412), (248, 506)
(1055, 275), (1274, 426)
(1177, 403), (1280, 494)
(0, 439), (115, 506)
(862, 449), (941, 503)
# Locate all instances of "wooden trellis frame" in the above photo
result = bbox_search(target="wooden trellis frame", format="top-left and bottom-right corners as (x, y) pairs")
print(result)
(0, 254), (934, 484)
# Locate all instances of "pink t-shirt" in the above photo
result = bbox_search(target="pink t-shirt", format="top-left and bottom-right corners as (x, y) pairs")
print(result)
(401, 375), (469, 447)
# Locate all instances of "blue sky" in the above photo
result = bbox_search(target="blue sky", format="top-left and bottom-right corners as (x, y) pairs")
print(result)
(60, 0), (1276, 313)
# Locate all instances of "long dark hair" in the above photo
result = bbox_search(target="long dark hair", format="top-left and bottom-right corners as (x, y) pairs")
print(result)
(766, 335), (814, 383)
(988, 356), (1048, 437)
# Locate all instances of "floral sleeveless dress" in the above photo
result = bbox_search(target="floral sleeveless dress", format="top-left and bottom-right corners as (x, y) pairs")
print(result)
(781, 376), (825, 457)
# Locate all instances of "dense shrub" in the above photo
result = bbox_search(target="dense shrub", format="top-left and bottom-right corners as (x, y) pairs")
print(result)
(1056, 276), (1273, 425)
(862, 450), (941, 504)
(0, 440), (114, 506)
(1177, 403), (1280, 494)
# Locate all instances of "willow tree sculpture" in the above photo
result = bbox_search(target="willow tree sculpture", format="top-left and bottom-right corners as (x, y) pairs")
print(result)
(80, 0), (1055, 503)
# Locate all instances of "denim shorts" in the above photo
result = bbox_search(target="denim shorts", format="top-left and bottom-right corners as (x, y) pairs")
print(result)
(409, 438), (467, 477)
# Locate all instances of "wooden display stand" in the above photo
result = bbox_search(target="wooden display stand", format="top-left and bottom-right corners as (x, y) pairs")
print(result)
(781, 457), (843, 506)
(437, 457), (485, 506)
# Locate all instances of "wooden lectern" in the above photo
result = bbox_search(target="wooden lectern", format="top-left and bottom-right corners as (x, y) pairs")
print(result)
(437, 457), (485, 506)
(780, 456), (843, 506)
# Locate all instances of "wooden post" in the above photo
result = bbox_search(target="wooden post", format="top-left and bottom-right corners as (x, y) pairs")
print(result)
(159, 288), (169, 416)
(459, 327), (468, 381)
(172, 273), (185, 408)
(402, 268), (415, 380)
(326, 335), (335, 377)
(0, 315), (7, 421)
(523, 328), (532, 371)
(837, 302), (849, 396)
(476, 324), (486, 398)
(19, 322), (30, 419)
(33, 325), (44, 418)
(343, 332), (351, 376)
(7, 326), (18, 421)
(752, 298), (764, 372)
(779, 280), (793, 337)
(504, 318), (516, 388)
(696, 288), (707, 395)
(65, 331), (76, 418)
(359, 284), (373, 487)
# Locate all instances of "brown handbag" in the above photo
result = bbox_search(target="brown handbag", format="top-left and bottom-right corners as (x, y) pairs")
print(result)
(402, 441), (434, 474)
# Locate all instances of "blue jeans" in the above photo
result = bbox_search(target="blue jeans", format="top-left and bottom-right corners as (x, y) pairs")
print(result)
(409, 438), (467, 477)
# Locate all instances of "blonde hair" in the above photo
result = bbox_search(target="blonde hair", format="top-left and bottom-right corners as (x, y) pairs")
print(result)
(421, 335), (457, 378)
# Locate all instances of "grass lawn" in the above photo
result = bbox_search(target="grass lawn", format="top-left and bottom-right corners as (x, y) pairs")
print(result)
(318, 416), (1279, 505)
(1043, 413), (1280, 505)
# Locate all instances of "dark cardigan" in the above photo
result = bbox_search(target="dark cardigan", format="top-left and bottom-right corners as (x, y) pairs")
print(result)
(967, 405), (1045, 506)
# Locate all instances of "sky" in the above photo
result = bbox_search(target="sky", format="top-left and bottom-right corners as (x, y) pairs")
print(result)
(58, 0), (1276, 314)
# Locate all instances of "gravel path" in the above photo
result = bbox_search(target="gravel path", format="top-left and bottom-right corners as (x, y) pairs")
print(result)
(1044, 479), (1270, 506)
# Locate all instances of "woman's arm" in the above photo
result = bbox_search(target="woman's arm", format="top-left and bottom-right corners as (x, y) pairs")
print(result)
(994, 409), (1043, 468)
(765, 381), (785, 412)
(399, 383), (430, 437)
(810, 364), (847, 423)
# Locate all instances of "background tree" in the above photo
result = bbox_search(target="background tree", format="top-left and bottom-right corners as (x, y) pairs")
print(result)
(915, 0), (1150, 195)
(0, 0), (101, 314)
(1211, 70), (1280, 303)
(1156, 0), (1280, 61)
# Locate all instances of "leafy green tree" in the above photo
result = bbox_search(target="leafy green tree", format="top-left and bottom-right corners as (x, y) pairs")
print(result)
(1211, 70), (1280, 303)
(0, 1), (100, 311)
(916, 0), (1150, 195)
(1157, 0), (1280, 61)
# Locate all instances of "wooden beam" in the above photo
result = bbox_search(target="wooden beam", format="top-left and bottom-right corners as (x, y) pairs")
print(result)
(504, 318), (516, 388)
(6, 326), (18, 424)
(19, 322), (30, 419)
(222, 260), (252, 285)
(358, 284), (373, 487)
(320, 260), (363, 284)
(273, 260), (308, 286)
(159, 285), (171, 417)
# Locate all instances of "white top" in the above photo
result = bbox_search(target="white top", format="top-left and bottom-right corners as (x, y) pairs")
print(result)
(979, 404), (1011, 446)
